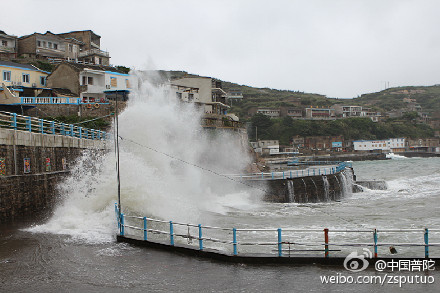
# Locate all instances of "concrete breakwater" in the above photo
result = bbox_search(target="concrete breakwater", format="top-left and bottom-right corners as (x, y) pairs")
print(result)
(0, 127), (107, 222)
(249, 170), (353, 203)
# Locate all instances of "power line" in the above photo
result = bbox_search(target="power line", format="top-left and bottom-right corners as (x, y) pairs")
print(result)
(118, 135), (353, 224)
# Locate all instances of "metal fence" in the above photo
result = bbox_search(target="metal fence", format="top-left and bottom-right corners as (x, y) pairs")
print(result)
(225, 162), (349, 181)
(0, 111), (108, 140)
(115, 204), (439, 258)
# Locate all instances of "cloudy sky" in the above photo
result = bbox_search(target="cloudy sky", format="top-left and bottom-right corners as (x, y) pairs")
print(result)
(2, 0), (440, 98)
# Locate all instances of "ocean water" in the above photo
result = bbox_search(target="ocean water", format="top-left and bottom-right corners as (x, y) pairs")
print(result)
(2, 74), (439, 291)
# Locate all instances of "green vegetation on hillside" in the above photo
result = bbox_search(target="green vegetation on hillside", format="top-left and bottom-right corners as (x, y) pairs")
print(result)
(250, 114), (434, 145)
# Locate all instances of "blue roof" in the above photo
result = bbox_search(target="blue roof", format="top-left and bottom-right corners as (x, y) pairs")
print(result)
(0, 60), (48, 73)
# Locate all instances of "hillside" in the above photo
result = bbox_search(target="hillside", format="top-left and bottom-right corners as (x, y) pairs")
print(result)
(166, 71), (439, 119)
(353, 85), (440, 115)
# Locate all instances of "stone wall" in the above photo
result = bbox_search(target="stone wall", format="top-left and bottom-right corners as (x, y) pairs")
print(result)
(250, 171), (352, 203)
(0, 127), (108, 222)
(24, 103), (113, 118)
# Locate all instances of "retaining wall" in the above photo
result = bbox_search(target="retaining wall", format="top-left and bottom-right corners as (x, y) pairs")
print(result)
(0, 127), (108, 222)
(250, 171), (352, 203)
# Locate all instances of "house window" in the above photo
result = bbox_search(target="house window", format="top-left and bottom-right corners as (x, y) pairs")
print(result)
(125, 79), (131, 89)
(188, 93), (194, 102)
(53, 43), (58, 50)
(22, 74), (30, 83)
(42, 41), (46, 47)
(48, 42), (52, 48)
(40, 76), (46, 86)
(176, 92), (182, 99)
(99, 58), (102, 65)
(3, 71), (11, 81)
(82, 76), (94, 85)
(110, 77), (117, 87)
(69, 44), (73, 52)
(37, 40), (41, 47)
(1, 40), (7, 46)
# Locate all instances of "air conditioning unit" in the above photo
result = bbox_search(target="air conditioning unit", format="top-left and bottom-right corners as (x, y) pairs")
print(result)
(32, 83), (37, 87)
(105, 85), (111, 89)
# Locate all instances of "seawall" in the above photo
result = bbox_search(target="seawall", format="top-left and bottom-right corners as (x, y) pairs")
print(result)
(0, 127), (108, 222)
(248, 170), (353, 203)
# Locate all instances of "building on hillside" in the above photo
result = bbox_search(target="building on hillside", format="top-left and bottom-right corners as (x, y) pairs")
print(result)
(57, 30), (110, 65)
(250, 140), (280, 155)
(226, 89), (243, 100)
(18, 31), (68, 60)
(280, 107), (303, 118)
(47, 62), (136, 103)
(256, 108), (280, 118)
(304, 136), (344, 151)
(291, 135), (305, 149)
(170, 84), (200, 103)
(170, 76), (229, 115)
(333, 105), (363, 117)
(407, 138), (440, 153)
(304, 107), (336, 120)
(0, 60), (49, 104)
(17, 30), (110, 65)
(353, 138), (407, 152)
(0, 31), (17, 59)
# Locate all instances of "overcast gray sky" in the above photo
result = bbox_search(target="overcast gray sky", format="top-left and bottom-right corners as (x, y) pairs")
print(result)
(2, 0), (440, 98)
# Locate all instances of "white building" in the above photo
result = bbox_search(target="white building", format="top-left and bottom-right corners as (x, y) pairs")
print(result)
(353, 138), (406, 152)
(47, 62), (137, 103)
(170, 76), (229, 115)
(250, 140), (280, 155)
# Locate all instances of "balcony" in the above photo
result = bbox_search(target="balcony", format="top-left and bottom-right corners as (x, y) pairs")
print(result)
(0, 46), (16, 53)
(79, 49), (109, 58)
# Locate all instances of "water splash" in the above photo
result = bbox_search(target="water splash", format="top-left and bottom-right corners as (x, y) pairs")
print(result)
(322, 176), (330, 201)
(27, 71), (262, 242)
(286, 180), (294, 203)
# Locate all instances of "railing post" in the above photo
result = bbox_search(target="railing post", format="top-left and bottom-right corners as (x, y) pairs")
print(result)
(92, 130), (95, 140)
(261, 172), (264, 179)
(170, 221), (174, 246)
(114, 202), (119, 231)
(143, 217), (147, 241)
(198, 224), (203, 251)
(324, 228), (329, 258)
(79, 127), (82, 139)
(373, 228), (378, 258)
(11, 113), (17, 130)
(98, 130), (101, 140)
(277, 228), (282, 257)
(308, 170), (309, 176)
(26, 117), (32, 132)
(120, 213), (125, 236)
(424, 228), (429, 258)
(61, 123), (65, 135)
(51, 121), (55, 134)
(233, 228), (237, 256)
(271, 172), (274, 179)
(282, 171), (285, 179)
(313, 169), (315, 176)
(70, 124), (74, 137)
(39, 119), (44, 134)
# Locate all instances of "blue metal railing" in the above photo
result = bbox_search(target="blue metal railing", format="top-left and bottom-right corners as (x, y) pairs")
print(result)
(0, 111), (107, 140)
(227, 161), (350, 181)
(115, 204), (440, 258)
